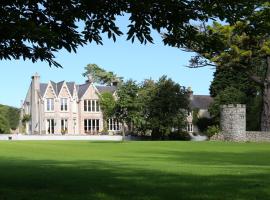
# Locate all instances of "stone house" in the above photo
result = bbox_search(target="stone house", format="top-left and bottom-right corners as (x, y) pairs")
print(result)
(21, 73), (212, 135)
(22, 73), (121, 135)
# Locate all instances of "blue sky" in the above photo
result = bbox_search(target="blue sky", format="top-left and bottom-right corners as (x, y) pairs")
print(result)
(0, 16), (214, 108)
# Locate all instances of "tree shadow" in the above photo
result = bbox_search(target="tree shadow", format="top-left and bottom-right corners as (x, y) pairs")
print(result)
(0, 157), (269, 200)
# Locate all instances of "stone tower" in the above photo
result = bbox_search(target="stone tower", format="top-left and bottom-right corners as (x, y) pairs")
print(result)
(220, 104), (246, 141)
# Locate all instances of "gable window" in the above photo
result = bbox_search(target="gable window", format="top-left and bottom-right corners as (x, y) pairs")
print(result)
(84, 119), (100, 133)
(61, 98), (68, 111)
(84, 100), (100, 112)
(46, 98), (54, 111)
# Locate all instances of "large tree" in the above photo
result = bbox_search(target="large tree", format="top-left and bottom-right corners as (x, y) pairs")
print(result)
(0, 1), (262, 67)
(182, 2), (270, 131)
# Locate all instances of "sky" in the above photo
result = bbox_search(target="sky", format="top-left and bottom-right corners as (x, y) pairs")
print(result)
(0, 16), (214, 108)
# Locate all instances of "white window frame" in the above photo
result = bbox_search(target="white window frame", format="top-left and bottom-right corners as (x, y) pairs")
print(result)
(187, 123), (193, 133)
(46, 119), (55, 134)
(61, 119), (68, 133)
(60, 98), (68, 111)
(108, 118), (121, 131)
(84, 100), (100, 112)
(84, 119), (100, 133)
(46, 98), (54, 112)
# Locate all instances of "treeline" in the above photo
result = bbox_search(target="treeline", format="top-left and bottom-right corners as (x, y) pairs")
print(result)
(0, 104), (20, 133)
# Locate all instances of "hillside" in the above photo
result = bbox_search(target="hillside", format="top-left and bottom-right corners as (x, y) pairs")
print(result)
(0, 104), (20, 133)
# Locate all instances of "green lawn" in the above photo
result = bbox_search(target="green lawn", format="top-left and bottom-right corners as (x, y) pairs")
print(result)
(0, 141), (269, 200)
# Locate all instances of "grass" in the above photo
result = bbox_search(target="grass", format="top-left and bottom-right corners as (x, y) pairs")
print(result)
(0, 141), (269, 200)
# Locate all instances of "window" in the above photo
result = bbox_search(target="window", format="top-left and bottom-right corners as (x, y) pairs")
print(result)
(187, 123), (193, 132)
(84, 119), (100, 133)
(61, 119), (68, 134)
(84, 100), (100, 112)
(61, 98), (68, 111)
(108, 119), (121, 131)
(46, 119), (55, 134)
(46, 98), (54, 111)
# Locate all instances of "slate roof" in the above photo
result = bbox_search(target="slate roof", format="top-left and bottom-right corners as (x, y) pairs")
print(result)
(96, 86), (117, 94)
(40, 83), (48, 97)
(77, 83), (91, 99)
(66, 82), (75, 96)
(191, 95), (213, 110)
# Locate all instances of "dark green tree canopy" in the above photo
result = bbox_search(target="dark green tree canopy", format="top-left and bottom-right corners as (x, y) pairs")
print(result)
(0, 1), (263, 67)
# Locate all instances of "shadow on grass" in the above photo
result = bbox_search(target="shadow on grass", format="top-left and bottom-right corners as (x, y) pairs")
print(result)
(0, 158), (269, 200)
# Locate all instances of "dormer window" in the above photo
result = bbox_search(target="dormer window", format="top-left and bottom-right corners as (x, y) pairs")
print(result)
(84, 100), (100, 112)
(61, 98), (68, 111)
(46, 98), (54, 111)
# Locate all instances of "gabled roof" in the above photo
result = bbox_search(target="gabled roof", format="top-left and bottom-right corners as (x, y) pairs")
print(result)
(96, 86), (117, 94)
(77, 83), (91, 99)
(191, 95), (213, 110)
(40, 83), (48, 97)
(66, 82), (75, 96)
(56, 81), (65, 96)
(39, 80), (117, 99)
(50, 81), (58, 95)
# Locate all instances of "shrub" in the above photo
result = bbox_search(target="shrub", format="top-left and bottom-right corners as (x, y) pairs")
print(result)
(205, 125), (220, 137)
(196, 117), (214, 133)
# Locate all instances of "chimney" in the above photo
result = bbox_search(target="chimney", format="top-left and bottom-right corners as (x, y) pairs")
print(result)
(30, 72), (40, 134)
(187, 87), (193, 101)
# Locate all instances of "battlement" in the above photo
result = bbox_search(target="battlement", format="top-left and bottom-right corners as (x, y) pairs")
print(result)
(221, 104), (246, 109)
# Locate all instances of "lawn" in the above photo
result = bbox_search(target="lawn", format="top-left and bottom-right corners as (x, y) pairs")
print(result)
(0, 141), (269, 200)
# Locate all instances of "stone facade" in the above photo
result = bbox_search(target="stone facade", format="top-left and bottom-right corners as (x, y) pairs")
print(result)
(220, 104), (246, 141)
(216, 104), (270, 142)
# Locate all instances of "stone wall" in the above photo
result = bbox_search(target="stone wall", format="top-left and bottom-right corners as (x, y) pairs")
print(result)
(220, 104), (246, 141)
(246, 131), (270, 142)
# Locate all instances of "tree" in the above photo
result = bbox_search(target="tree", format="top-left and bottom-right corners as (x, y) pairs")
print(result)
(99, 92), (116, 133)
(146, 76), (189, 139)
(115, 80), (140, 136)
(83, 64), (122, 85)
(0, 115), (10, 134)
(208, 87), (247, 123)
(183, 3), (270, 130)
(0, 1), (261, 67)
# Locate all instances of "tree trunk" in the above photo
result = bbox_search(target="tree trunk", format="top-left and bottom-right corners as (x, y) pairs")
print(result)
(122, 122), (125, 141)
(260, 57), (270, 131)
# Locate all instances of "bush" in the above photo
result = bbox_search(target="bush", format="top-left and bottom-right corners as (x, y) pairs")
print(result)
(0, 115), (10, 134)
(205, 125), (220, 138)
(196, 117), (214, 133)
(169, 131), (191, 141)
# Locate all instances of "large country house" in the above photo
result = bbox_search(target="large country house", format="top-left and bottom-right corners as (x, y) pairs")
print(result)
(22, 73), (212, 135)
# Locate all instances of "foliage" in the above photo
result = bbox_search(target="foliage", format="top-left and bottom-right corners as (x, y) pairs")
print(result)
(99, 92), (116, 132)
(22, 114), (31, 124)
(115, 80), (140, 134)
(208, 87), (247, 122)
(205, 125), (220, 138)
(83, 64), (123, 85)
(145, 76), (189, 139)
(184, 4), (270, 130)
(0, 1), (261, 67)
(192, 108), (199, 125)
(196, 117), (214, 133)
(0, 104), (20, 131)
(0, 115), (10, 134)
